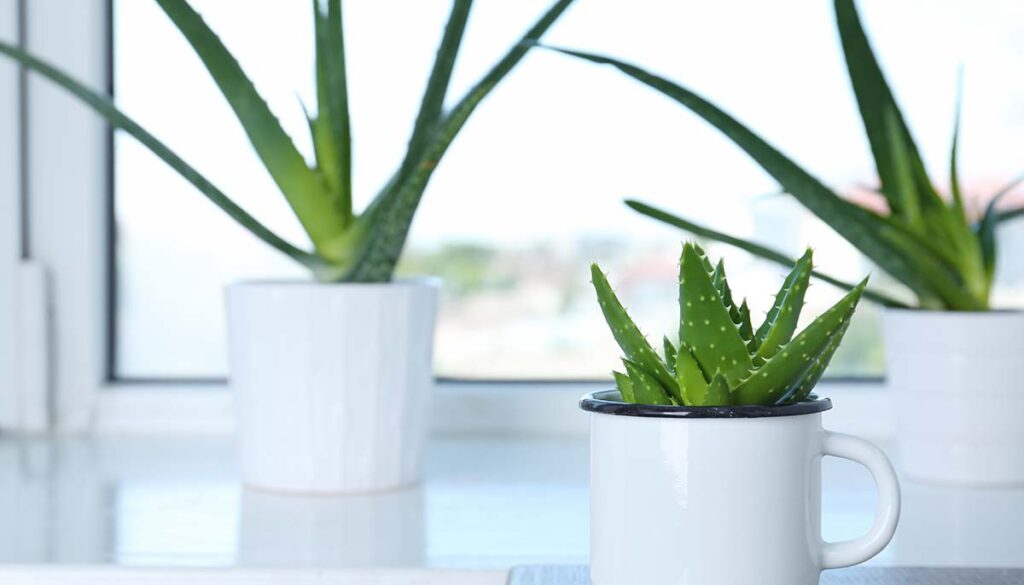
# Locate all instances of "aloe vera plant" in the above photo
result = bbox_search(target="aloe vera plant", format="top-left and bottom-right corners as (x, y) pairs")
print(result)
(550, 0), (1024, 311)
(594, 243), (866, 406)
(0, 0), (574, 281)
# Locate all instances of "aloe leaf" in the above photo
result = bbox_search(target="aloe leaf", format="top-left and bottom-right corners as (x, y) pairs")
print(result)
(884, 107), (922, 231)
(978, 172), (1024, 293)
(704, 373), (732, 406)
(675, 344), (710, 406)
(753, 249), (813, 361)
(978, 188), (1014, 286)
(787, 318), (851, 404)
(546, 45), (986, 307)
(396, 0), (473, 183)
(737, 300), (755, 346)
(344, 0), (575, 282)
(0, 41), (322, 270)
(591, 264), (679, 394)
(734, 279), (866, 405)
(993, 173), (1024, 224)
(948, 73), (968, 222)
(834, 0), (943, 223)
(612, 370), (635, 403)
(626, 199), (910, 308)
(312, 0), (353, 222)
(885, 106), (976, 278)
(663, 336), (678, 375)
(624, 360), (673, 406)
(154, 0), (348, 257)
(679, 243), (754, 386)
(711, 259), (741, 322)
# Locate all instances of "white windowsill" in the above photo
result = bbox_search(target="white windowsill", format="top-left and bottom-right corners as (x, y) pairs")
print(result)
(2, 430), (1024, 584)
(88, 380), (895, 441)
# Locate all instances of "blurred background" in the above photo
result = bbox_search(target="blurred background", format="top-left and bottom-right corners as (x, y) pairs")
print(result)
(113, 0), (1024, 381)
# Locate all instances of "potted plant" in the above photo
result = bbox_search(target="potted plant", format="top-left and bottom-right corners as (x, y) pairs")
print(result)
(0, 0), (575, 493)
(547, 0), (1024, 485)
(583, 242), (900, 585)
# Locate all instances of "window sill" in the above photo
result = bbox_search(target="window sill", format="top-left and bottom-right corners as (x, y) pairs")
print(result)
(1, 431), (1023, 582)
(89, 380), (895, 441)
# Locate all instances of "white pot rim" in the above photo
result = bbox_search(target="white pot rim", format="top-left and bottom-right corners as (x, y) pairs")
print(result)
(580, 390), (832, 419)
(228, 276), (442, 290)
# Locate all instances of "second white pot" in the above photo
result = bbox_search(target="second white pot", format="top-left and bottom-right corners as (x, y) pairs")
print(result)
(226, 280), (439, 495)
(883, 309), (1024, 486)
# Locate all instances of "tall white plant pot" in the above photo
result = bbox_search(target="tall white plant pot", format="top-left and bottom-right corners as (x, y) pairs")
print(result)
(883, 309), (1024, 485)
(226, 280), (439, 494)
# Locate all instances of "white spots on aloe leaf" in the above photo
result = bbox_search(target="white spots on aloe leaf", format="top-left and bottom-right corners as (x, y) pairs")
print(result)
(704, 320), (710, 325)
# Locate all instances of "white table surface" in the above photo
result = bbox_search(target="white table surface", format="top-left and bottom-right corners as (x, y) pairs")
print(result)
(0, 435), (1022, 578)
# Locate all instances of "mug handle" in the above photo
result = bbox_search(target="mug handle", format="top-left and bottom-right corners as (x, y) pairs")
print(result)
(820, 431), (901, 569)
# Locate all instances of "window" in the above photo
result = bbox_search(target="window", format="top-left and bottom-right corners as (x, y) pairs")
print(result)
(112, 0), (1024, 382)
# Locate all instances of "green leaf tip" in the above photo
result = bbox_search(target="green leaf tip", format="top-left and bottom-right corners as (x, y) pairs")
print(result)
(591, 264), (679, 396)
(596, 244), (867, 407)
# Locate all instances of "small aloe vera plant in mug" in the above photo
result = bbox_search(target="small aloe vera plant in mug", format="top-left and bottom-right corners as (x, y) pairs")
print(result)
(0, 0), (576, 493)
(594, 243), (866, 406)
(584, 244), (897, 585)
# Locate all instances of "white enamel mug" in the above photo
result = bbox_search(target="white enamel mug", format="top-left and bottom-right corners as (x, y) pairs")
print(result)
(582, 391), (901, 585)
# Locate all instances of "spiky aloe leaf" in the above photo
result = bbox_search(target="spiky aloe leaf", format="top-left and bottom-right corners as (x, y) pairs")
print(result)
(737, 300), (755, 346)
(395, 0), (473, 183)
(663, 336), (677, 375)
(733, 279), (867, 405)
(613, 370), (635, 403)
(787, 318), (851, 404)
(547, 47), (985, 310)
(675, 344), (710, 406)
(624, 202), (909, 309)
(834, 0), (946, 225)
(624, 360), (673, 406)
(679, 243), (754, 386)
(705, 373), (732, 406)
(591, 264), (679, 394)
(344, 0), (575, 282)
(753, 249), (813, 361)
(711, 259), (741, 323)
(154, 0), (349, 258)
(311, 0), (353, 222)
(0, 41), (322, 270)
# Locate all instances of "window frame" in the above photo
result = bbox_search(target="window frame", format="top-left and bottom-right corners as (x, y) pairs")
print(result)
(8, 0), (890, 438)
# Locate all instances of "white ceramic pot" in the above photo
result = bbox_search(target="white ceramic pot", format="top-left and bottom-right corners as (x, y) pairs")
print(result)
(582, 391), (900, 585)
(883, 309), (1024, 486)
(226, 280), (439, 494)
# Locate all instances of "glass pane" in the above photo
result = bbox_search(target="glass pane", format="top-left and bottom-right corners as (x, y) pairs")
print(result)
(113, 0), (1024, 380)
